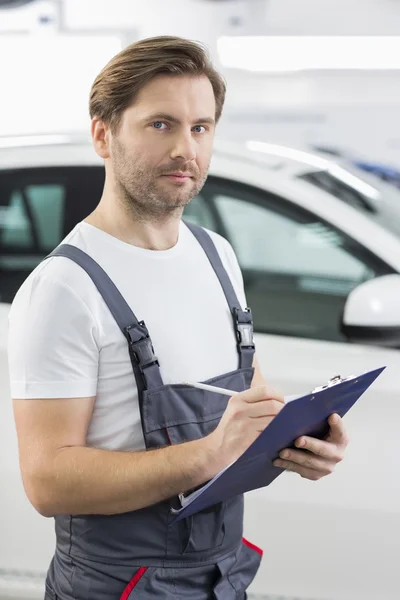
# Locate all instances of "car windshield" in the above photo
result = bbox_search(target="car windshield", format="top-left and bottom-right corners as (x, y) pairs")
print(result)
(298, 168), (400, 239)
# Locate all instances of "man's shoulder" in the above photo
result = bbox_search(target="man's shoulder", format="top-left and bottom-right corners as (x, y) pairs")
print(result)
(183, 222), (245, 299)
(9, 258), (89, 321)
(10, 224), (94, 314)
(204, 227), (231, 250)
(183, 221), (234, 258)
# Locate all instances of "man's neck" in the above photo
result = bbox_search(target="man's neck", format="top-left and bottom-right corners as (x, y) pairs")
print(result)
(84, 203), (182, 251)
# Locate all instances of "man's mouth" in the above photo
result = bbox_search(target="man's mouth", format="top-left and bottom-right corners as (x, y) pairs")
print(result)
(162, 172), (193, 182)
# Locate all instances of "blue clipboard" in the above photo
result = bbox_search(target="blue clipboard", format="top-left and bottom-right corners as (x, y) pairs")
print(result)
(169, 366), (385, 523)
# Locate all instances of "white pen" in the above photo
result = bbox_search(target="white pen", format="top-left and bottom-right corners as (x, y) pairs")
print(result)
(183, 380), (293, 404)
(181, 381), (238, 397)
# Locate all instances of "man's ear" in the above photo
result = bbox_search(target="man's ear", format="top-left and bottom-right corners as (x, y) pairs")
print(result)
(91, 118), (111, 159)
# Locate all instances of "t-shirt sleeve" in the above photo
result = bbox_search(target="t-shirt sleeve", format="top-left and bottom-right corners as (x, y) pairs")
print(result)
(8, 274), (100, 399)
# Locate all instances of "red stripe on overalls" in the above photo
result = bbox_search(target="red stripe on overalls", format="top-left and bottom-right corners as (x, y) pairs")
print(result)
(120, 567), (148, 600)
(242, 537), (264, 557)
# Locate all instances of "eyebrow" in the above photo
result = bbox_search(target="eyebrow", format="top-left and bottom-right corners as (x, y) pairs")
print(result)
(144, 112), (215, 126)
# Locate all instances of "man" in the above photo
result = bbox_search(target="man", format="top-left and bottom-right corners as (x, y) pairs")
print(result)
(8, 36), (348, 599)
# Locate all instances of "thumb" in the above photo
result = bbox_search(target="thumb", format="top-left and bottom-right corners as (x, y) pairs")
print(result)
(327, 414), (348, 446)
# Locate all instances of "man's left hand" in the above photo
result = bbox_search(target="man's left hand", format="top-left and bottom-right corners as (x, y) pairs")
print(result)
(272, 414), (349, 481)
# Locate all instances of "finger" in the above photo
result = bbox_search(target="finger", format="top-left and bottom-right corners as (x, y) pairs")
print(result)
(273, 459), (329, 480)
(291, 435), (344, 462)
(276, 449), (336, 473)
(294, 415), (348, 456)
(238, 385), (285, 405)
(254, 414), (282, 433)
(327, 414), (349, 447)
(247, 399), (284, 419)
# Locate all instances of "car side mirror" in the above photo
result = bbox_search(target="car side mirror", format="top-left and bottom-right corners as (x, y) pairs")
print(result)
(341, 274), (400, 348)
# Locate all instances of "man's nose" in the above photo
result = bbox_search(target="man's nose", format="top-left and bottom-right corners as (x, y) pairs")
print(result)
(170, 131), (197, 163)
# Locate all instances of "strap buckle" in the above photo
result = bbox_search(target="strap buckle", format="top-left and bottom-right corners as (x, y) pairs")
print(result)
(124, 321), (159, 371)
(232, 307), (255, 350)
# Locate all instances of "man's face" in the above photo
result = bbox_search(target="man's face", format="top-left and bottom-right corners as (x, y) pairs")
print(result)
(107, 74), (216, 221)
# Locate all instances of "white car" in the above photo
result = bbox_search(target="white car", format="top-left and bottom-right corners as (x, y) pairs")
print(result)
(1, 135), (400, 600)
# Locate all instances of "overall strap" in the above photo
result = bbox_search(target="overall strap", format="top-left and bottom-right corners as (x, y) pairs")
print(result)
(44, 244), (163, 393)
(184, 222), (255, 369)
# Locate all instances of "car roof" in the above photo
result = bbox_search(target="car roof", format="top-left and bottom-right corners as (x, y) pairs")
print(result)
(2, 133), (400, 273)
(0, 133), (383, 204)
(0, 132), (338, 175)
(0, 133), (102, 169)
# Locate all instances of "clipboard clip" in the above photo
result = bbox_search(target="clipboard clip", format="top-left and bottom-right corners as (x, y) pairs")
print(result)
(311, 374), (355, 394)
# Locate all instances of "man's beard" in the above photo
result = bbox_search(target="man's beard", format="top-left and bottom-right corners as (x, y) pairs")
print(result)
(111, 140), (209, 223)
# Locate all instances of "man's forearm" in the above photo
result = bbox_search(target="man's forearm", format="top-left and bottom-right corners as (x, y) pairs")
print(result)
(33, 436), (223, 517)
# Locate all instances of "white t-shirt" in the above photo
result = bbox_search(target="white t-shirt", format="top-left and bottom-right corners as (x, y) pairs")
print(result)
(7, 220), (247, 452)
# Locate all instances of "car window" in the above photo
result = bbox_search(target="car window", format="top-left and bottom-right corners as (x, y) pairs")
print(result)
(299, 169), (400, 239)
(183, 193), (217, 230)
(204, 179), (393, 343)
(298, 170), (375, 213)
(1, 185), (65, 250)
(215, 194), (371, 283)
(0, 166), (104, 304)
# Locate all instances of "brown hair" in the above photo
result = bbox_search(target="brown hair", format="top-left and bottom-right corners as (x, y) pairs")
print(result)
(89, 36), (226, 132)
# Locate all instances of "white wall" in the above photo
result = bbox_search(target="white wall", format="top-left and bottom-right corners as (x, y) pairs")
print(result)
(3, 0), (400, 167)
(0, 0), (259, 136)
(223, 70), (400, 109)
(0, 34), (122, 135)
(4, 0), (400, 37)
(265, 0), (400, 34)
(0, 1), (58, 32)
(219, 104), (400, 167)
(219, 67), (400, 167)
(62, 0), (261, 51)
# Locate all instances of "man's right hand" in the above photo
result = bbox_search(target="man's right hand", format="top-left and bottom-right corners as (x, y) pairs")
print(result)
(208, 385), (285, 466)
(13, 385), (284, 517)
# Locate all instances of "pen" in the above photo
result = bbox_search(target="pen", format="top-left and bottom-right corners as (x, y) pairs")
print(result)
(181, 381), (238, 397)
(183, 381), (300, 404)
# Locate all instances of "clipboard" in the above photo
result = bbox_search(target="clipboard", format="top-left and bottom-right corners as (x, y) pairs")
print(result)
(169, 366), (385, 523)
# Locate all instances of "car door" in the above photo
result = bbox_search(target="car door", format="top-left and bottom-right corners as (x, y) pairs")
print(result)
(184, 176), (400, 600)
(0, 165), (105, 590)
(183, 176), (400, 393)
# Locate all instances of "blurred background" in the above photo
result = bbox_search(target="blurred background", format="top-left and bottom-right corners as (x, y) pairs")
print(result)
(4, 0), (400, 169)
(1, 2), (400, 600)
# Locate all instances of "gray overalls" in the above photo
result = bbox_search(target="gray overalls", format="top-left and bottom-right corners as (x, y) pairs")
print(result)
(43, 222), (263, 600)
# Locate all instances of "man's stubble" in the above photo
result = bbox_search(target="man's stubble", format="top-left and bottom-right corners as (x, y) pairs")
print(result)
(111, 138), (210, 223)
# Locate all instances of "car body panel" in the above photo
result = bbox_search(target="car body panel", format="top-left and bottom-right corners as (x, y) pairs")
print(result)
(1, 136), (399, 600)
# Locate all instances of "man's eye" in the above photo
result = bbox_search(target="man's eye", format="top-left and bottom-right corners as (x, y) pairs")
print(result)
(193, 125), (206, 133)
(153, 121), (167, 130)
